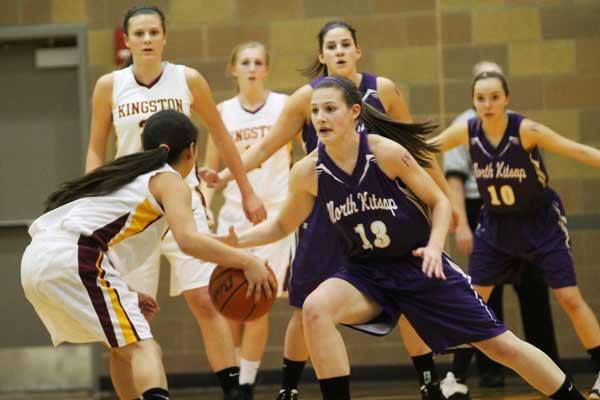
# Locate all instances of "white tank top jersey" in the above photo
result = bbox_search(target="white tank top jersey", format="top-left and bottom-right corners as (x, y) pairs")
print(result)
(112, 62), (198, 185)
(219, 92), (291, 205)
(28, 165), (178, 276)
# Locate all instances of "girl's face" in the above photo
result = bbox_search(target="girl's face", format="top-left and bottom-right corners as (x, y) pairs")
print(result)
(473, 78), (509, 120)
(311, 87), (361, 145)
(125, 13), (166, 63)
(231, 46), (269, 87)
(318, 27), (362, 76)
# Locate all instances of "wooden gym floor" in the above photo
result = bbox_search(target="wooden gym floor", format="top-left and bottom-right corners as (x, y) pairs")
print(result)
(0, 374), (595, 400)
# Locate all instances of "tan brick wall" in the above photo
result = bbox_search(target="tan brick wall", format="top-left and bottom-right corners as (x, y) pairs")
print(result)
(3, 0), (599, 377)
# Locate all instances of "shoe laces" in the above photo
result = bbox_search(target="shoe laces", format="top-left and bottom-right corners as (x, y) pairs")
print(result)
(277, 389), (298, 400)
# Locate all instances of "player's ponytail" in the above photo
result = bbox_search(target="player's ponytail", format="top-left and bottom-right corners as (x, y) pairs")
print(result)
(45, 110), (198, 211)
(314, 76), (438, 167)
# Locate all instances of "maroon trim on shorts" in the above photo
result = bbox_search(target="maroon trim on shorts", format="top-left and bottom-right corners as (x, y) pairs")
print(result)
(77, 214), (130, 348)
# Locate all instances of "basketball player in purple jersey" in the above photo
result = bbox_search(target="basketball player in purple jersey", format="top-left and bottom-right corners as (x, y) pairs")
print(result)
(217, 76), (586, 400)
(431, 71), (600, 399)
(201, 20), (450, 400)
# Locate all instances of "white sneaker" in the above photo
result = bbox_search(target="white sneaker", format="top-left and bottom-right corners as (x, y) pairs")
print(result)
(440, 372), (470, 400)
(590, 372), (600, 399)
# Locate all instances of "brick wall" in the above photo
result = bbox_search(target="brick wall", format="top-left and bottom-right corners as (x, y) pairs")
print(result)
(3, 0), (599, 376)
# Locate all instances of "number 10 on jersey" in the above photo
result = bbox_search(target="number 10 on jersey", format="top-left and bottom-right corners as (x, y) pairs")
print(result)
(487, 184), (515, 206)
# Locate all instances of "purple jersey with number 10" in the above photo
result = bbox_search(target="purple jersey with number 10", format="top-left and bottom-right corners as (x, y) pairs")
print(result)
(467, 113), (575, 289)
(288, 73), (385, 308)
(468, 113), (549, 215)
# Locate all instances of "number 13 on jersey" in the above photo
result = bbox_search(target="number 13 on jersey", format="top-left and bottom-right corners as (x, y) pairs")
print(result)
(354, 220), (391, 250)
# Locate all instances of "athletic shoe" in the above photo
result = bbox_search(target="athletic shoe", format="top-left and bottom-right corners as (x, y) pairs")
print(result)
(479, 370), (505, 388)
(240, 384), (254, 400)
(441, 372), (471, 400)
(276, 388), (299, 400)
(420, 381), (443, 400)
(590, 372), (600, 399)
(224, 388), (243, 400)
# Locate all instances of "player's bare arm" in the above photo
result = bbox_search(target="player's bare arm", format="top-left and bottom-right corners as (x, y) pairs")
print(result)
(85, 73), (114, 172)
(521, 118), (600, 167)
(234, 154), (317, 249)
(371, 135), (451, 279)
(185, 67), (266, 223)
(429, 121), (470, 152)
(377, 77), (413, 123)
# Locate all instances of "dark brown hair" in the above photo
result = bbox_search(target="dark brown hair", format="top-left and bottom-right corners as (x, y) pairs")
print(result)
(301, 20), (358, 79)
(123, 5), (166, 35)
(315, 76), (438, 167)
(45, 110), (197, 211)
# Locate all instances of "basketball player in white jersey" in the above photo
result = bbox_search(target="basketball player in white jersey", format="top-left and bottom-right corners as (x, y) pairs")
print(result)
(23, 110), (274, 400)
(84, 6), (264, 399)
(203, 42), (295, 399)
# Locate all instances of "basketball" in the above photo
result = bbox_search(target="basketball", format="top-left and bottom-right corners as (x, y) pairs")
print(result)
(208, 265), (277, 321)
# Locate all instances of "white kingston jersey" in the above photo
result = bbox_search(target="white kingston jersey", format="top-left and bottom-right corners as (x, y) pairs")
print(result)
(29, 165), (177, 276)
(219, 92), (291, 204)
(112, 62), (197, 185)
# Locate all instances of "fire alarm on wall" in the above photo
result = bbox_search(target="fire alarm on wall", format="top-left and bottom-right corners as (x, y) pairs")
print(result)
(114, 27), (130, 66)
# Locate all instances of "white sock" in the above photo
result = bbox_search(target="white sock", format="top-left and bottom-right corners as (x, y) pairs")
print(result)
(239, 358), (261, 385)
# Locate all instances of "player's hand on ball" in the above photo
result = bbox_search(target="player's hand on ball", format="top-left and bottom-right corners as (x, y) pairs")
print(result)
(413, 245), (446, 280)
(138, 292), (160, 321)
(244, 258), (275, 302)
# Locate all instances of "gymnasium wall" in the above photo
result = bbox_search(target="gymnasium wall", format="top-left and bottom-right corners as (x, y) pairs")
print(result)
(2, 0), (599, 380)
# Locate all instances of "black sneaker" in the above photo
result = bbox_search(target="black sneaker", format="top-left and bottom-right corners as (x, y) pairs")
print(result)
(276, 388), (299, 400)
(224, 387), (243, 400)
(239, 384), (254, 400)
(479, 370), (505, 388)
(420, 381), (443, 400)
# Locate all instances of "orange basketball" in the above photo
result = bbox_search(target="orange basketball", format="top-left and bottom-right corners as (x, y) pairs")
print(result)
(208, 265), (277, 321)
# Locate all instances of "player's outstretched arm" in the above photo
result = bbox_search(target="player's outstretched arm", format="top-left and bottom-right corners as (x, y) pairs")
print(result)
(150, 171), (272, 296)
(234, 155), (317, 249)
(521, 119), (600, 167)
(186, 67), (266, 224)
(428, 121), (470, 152)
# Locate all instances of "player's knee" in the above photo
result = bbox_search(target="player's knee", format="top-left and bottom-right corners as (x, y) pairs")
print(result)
(184, 287), (219, 318)
(481, 334), (520, 363)
(112, 338), (162, 362)
(302, 294), (331, 328)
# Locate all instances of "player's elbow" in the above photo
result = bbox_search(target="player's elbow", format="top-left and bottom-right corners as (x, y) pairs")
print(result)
(174, 231), (197, 256)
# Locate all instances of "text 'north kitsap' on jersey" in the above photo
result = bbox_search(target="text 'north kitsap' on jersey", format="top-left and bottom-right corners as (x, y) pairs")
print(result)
(316, 132), (431, 261)
(468, 113), (549, 215)
(302, 72), (385, 153)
